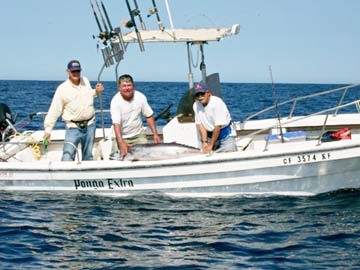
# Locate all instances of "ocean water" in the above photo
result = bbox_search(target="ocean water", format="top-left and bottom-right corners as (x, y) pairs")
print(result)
(1, 80), (360, 269)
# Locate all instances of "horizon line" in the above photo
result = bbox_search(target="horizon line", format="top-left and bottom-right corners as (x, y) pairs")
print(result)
(0, 78), (352, 86)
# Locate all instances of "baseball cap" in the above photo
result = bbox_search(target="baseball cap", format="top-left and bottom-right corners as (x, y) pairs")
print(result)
(194, 82), (208, 94)
(67, 60), (82, 71)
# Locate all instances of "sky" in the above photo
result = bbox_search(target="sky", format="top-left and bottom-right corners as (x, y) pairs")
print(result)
(0, 0), (360, 84)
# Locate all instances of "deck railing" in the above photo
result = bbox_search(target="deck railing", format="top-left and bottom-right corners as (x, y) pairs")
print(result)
(247, 99), (360, 150)
(244, 83), (360, 122)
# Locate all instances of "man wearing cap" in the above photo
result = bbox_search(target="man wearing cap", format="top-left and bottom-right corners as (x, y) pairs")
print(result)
(192, 82), (237, 154)
(44, 60), (104, 161)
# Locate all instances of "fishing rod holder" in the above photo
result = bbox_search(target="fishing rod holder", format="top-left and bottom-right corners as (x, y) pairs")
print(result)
(113, 27), (126, 52)
(110, 42), (124, 63)
(101, 39), (125, 67)
(101, 46), (114, 67)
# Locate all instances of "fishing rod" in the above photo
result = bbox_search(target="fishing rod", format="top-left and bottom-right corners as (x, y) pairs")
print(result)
(95, 0), (109, 34)
(269, 65), (285, 143)
(147, 0), (164, 31)
(89, 0), (103, 34)
(155, 103), (173, 122)
(133, 0), (146, 30)
(100, 0), (126, 60)
(100, 0), (113, 31)
(89, 0), (108, 44)
(90, 0), (115, 66)
(125, 0), (145, 51)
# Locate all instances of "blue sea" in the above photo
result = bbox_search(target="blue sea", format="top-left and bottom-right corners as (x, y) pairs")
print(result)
(1, 80), (360, 269)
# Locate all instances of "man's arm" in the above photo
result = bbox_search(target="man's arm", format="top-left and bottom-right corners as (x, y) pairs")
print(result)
(43, 89), (64, 140)
(113, 123), (130, 158)
(197, 124), (208, 145)
(200, 124), (221, 154)
(146, 116), (161, 143)
(208, 125), (221, 149)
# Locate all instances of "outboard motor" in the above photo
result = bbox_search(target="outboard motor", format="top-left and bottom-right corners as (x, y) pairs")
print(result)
(0, 103), (16, 141)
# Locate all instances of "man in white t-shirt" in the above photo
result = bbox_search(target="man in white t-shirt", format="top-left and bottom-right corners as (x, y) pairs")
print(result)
(110, 74), (160, 158)
(192, 82), (237, 154)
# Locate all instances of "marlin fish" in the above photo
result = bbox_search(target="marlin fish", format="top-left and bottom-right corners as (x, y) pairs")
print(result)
(114, 143), (201, 161)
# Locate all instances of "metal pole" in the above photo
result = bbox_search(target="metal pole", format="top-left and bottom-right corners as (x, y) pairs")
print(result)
(269, 65), (284, 143)
(334, 87), (348, 116)
(97, 62), (107, 140)
(317, 114), (329, 146)
(186, 42), (194, 89)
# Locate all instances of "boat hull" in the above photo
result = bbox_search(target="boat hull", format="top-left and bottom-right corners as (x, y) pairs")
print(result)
(1, 141), (360, 196)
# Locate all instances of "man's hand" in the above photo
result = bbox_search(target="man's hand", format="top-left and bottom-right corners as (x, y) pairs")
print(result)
(153, 134), (161, 144)
(95, 83), (104, 95)
(118, 141), (130, 159)
(201, 142), (213, 154)
(44, 132), (51, 140)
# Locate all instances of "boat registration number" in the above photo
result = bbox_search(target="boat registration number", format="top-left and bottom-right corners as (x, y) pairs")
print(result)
(282, 152), (331, 165)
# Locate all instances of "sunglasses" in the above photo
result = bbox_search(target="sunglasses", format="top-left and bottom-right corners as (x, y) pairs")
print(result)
(195, 92), (206, 98)
(70, 70), (81, 73)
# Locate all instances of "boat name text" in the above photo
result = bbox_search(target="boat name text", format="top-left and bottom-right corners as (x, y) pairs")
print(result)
(283, 152), (331, 165)
(74, 179), (134, 190)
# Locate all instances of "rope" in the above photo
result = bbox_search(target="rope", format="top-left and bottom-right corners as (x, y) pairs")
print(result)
(27, 137), (42, 160)
(5, 132), (44, 160)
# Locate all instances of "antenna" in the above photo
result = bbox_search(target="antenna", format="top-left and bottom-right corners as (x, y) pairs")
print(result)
(269, 65), (285, 143)
(164, 0), (174, 29)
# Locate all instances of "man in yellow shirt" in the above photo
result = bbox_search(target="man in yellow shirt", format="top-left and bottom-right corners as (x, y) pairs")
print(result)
(44, 60), (104, 161)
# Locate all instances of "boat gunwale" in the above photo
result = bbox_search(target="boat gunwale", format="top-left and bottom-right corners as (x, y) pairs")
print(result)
(2, 138), (360, 172)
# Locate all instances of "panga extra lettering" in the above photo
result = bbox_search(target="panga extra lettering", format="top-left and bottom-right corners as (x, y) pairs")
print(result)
(74, 179), (134, 190)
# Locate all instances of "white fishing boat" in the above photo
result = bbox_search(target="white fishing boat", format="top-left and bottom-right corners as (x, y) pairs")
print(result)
(1, 0), (360, 196)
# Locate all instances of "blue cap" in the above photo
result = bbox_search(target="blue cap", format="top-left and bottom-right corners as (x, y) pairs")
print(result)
(194, 82), (208, 94)
(67, 60), (81, 71)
